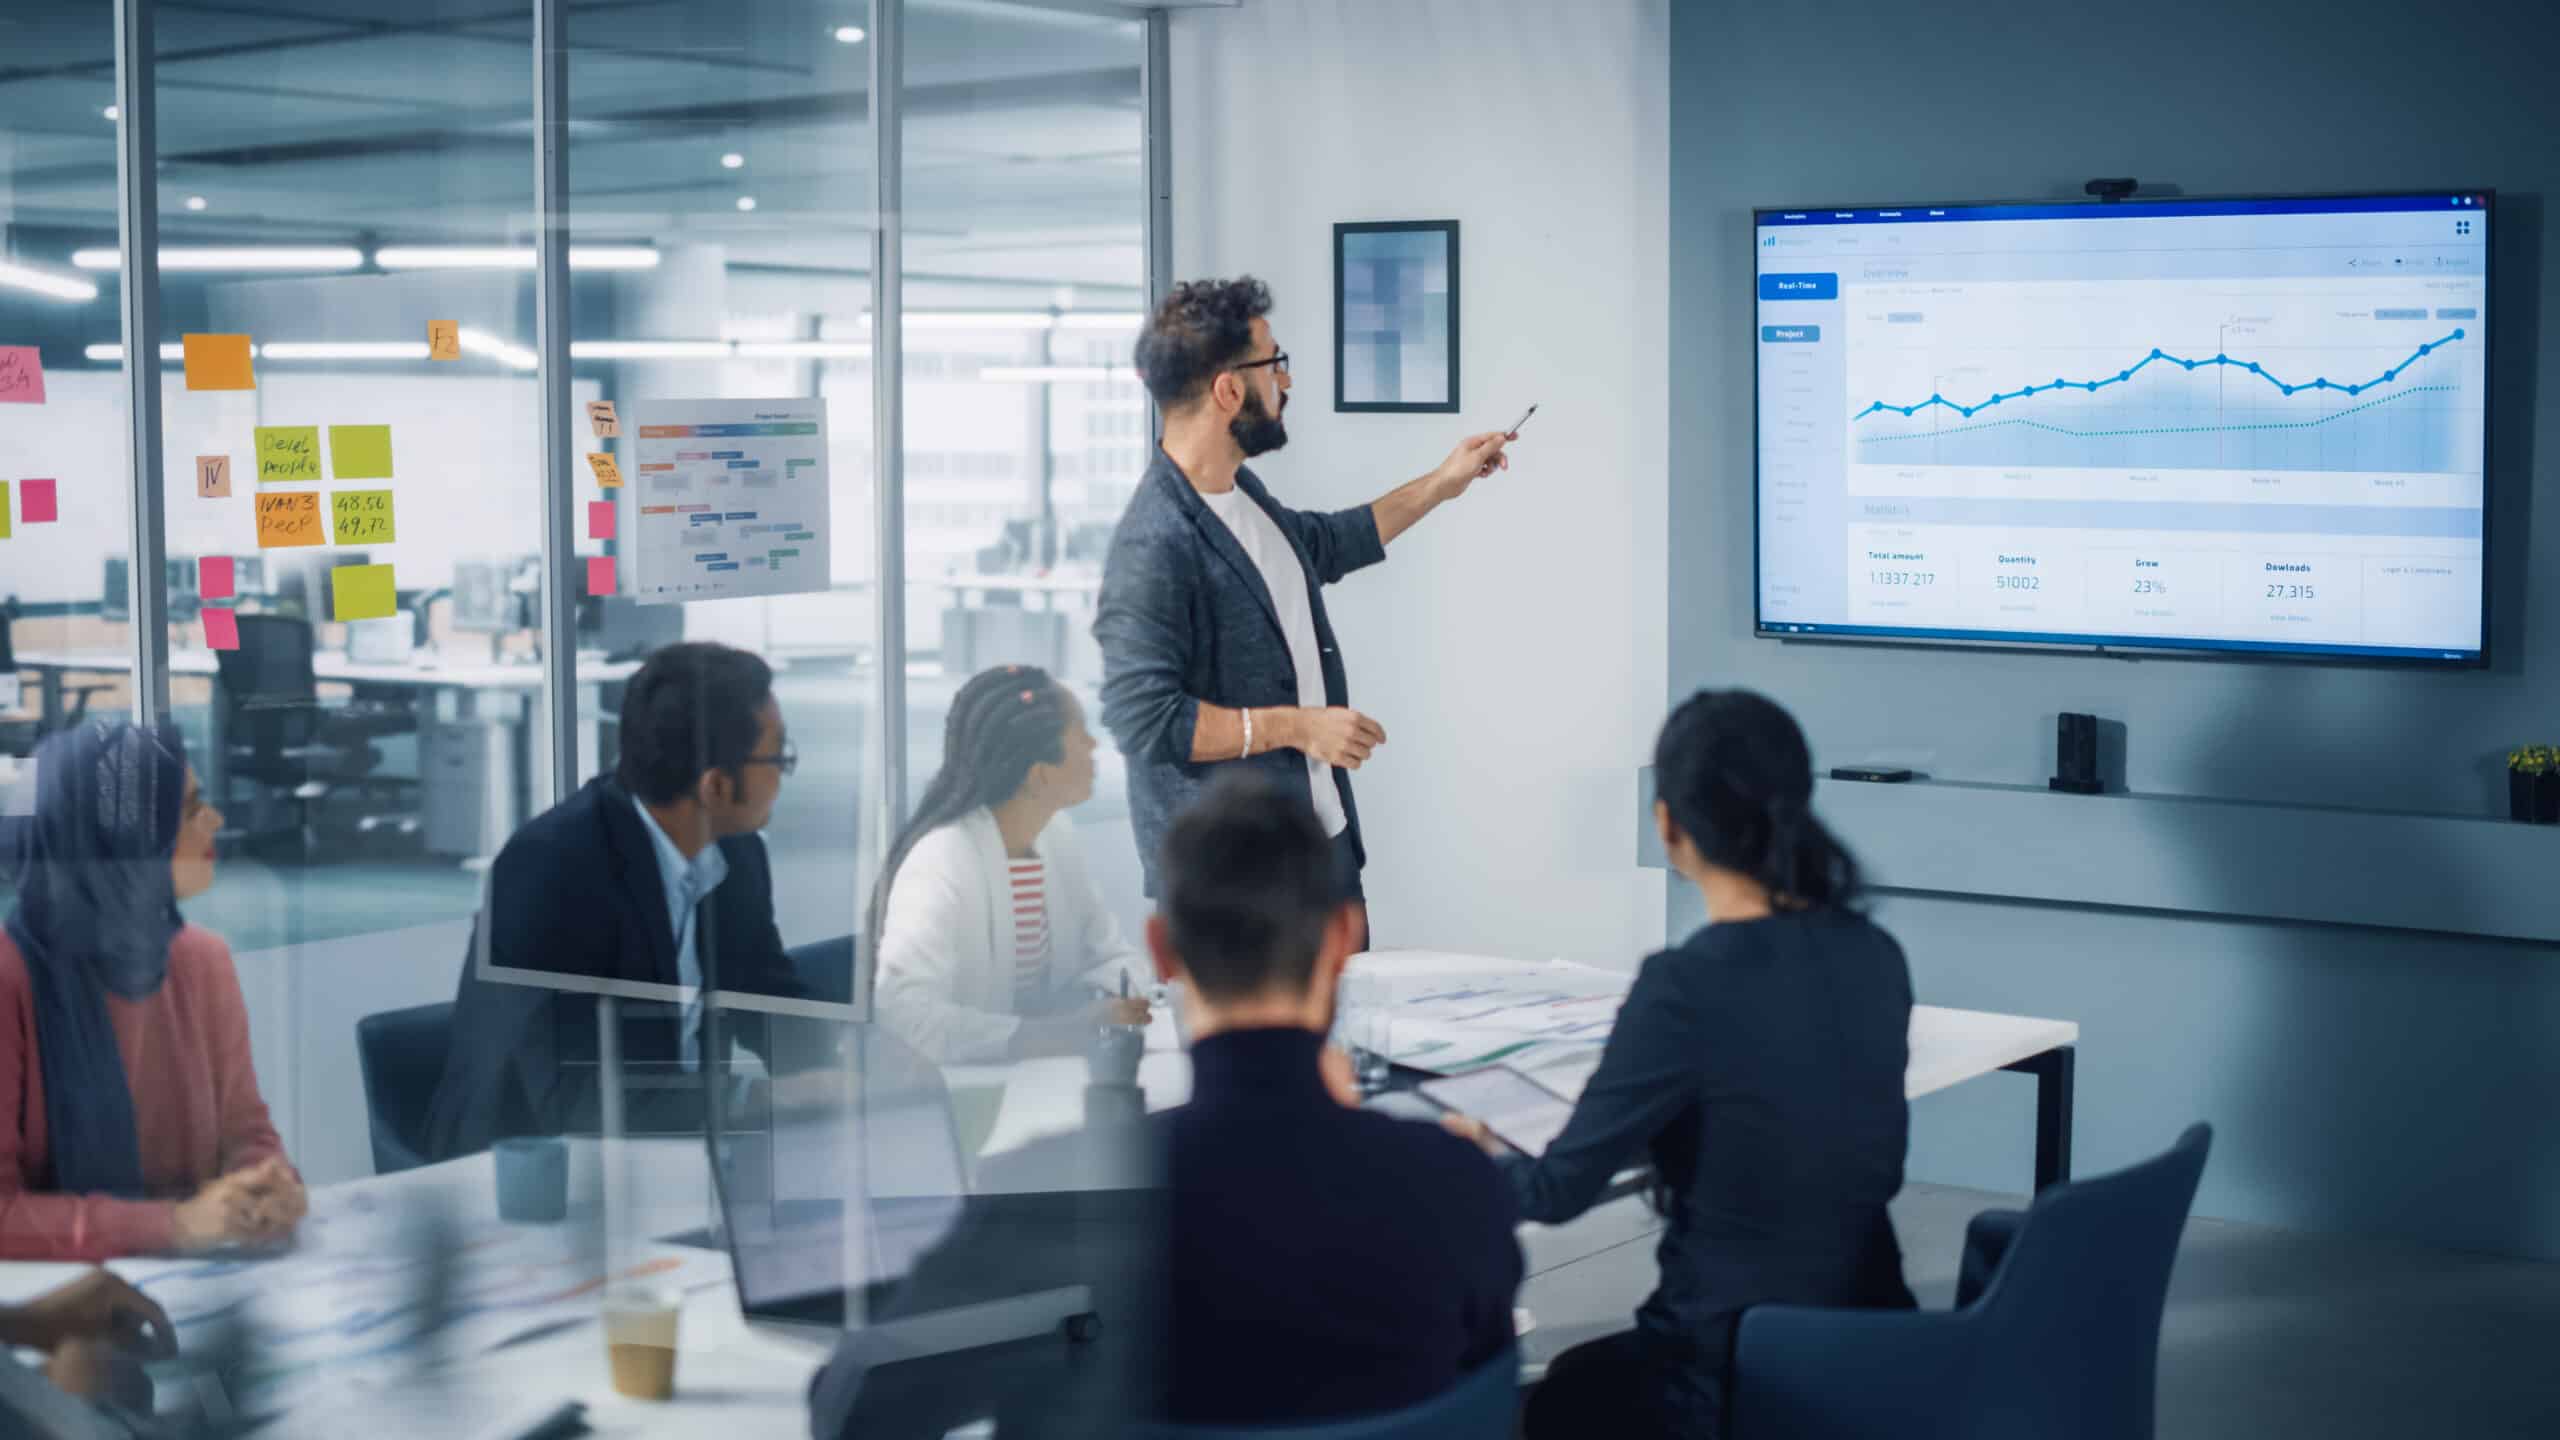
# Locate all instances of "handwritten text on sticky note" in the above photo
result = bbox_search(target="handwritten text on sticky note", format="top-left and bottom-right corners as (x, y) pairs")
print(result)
(332, 563), (398, 622)
(182, 333), (256, 391)
(255, 491), (324, 548)
(587, 452), (623, 487)
(331, 489), (396, 544)
(428, 321), (460, 361)
(329, 424), (393, 480)
(0, 346), (45, 405)
(586, 400), (620, 438)
(255, 426), (322, 482)
(197, 455), (232, 497)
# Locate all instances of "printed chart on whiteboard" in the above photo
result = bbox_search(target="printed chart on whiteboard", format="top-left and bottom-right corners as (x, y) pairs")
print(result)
(628, 398), (830, 603)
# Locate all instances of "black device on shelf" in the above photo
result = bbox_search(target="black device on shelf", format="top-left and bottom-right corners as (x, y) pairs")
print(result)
(2051, 713), (2104, 794)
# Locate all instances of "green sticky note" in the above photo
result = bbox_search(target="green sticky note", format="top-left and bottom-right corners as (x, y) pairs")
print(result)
(329, 424), (393, 480)
(0, 482), (10, 540)
(331, 562), (397, 622)
(330, 489), (397, 545)
(254, 426), (323, 482)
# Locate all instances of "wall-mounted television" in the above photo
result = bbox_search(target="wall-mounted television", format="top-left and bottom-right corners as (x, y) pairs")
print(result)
(1753, 191), (2491, 665)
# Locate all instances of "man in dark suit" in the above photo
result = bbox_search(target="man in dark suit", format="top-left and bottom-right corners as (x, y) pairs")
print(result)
(1095, 276), (1521, 942)
(423, 641), (810, 1160)
(808, 773), (1521, 1437)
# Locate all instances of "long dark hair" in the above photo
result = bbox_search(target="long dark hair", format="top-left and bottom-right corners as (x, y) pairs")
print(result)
(865, 666), (1075, 965)
(1652, 689), (1862, 909)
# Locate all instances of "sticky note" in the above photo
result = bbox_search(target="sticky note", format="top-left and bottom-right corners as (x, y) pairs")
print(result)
(331, 563), (397, 622)
(200, 556), (236, 599)
(201, 607), (240, 651)
(586, 555), (616, 597)
(586, 400), (620, 438)
(0, 483), (9, 539)
(329, 424), (393, 480)
(254, 426), (322, 483)
(587, 451), (622, 487)
(196, 455), (232, 498)
(181, 333), (256, 391)
(330, 489), (396, 544)
(0, 346), (44, 404)
(428, 320), (460, 361)
(588, 500), (616, 539)
(19, 479), (55, 524)
(255, 490), (324, 548)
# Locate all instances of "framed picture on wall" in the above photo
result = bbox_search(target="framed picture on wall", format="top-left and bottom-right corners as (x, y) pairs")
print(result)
(1334, 220), (1459, 413)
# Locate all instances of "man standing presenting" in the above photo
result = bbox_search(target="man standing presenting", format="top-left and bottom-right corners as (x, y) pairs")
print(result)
(1096, 277), (1515, 942)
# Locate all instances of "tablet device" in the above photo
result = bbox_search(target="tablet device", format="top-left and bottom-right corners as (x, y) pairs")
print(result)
(1415, 1066), (1576, 1157)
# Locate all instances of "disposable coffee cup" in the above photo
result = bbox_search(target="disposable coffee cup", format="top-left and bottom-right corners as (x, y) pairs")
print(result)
(602, 1284), (681, 1401)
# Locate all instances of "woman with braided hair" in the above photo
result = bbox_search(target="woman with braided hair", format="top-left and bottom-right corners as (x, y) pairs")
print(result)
(871, 666), (1152, 1063)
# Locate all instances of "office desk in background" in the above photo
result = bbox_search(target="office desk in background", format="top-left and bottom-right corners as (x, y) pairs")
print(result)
(14, 647), (639, 863)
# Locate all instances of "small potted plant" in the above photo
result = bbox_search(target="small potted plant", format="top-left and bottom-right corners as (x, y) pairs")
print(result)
(2508, 745), (2560, 823)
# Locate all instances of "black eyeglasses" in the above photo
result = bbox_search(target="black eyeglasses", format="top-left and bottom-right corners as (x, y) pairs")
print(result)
(1232, 350), (1289, 377)
(742, 743), (798, 776)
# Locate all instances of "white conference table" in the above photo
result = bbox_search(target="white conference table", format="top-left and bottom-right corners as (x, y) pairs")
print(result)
(0, 1140), (821, 1439)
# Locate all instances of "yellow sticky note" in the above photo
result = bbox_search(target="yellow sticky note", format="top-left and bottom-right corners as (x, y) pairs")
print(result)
(331, 563), (397, 622)
(331, 489), (396, 545)
(329, 424), (393, 480)
(254, 426), (322, 482)
(428, 320), (460, 361)
(182, 333), (256, 391)
(0, 482), (10, 540)
(587, 451), (622, 487)
(255, 491), (324, 548)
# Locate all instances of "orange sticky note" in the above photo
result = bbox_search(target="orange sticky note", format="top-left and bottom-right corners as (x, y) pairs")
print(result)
(19, 479), (55, 524)
(196, 455), (232, 498)
(588, 500), (616, 539)
(587, 451), (622, 487)
(255, 490), (324, 548)
(428, 320), (460, 361)
(181, 333), (256, 391)
(201, 607), (240, 651)
(200, 556), (235, 599)
(586, 555), (616, 597)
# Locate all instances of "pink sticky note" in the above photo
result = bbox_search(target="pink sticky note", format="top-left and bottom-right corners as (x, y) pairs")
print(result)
(588, 500), (616, 540)
(586, 555), (616, 597)
(201, 607), (240, 651)
(200, 555), (236, 599)
(0, 346), (43, 405)
(18, 479), (56, 524)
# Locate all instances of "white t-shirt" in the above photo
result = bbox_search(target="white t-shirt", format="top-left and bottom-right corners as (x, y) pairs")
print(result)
(1198, 485), (1349, 838)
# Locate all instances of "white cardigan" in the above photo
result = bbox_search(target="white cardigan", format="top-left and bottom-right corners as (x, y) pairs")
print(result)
(873, 807), (1147, 1063)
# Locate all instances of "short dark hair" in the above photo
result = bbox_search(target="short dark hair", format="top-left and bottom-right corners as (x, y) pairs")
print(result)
(616, 641), (775, 805)
(1157, 772), (1335, 1002)
(1134, 276), (1272, 409)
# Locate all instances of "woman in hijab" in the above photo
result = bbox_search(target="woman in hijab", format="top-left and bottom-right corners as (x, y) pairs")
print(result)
(0, 719), (304, 1259)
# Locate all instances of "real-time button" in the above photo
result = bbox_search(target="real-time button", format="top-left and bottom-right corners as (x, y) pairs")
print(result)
(1760, 325), (1820, 343)
(1758, 272), (1838, 300)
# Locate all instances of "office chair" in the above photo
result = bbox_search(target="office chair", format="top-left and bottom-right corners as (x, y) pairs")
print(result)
(788, 934), (858, 1005)
(1129, 1346), (1520, 1439)
(0, 601), (112, 757)
(1728, 1124), (2213, 1440)
(356, 1001), (456, 1174)
(214, 613), (420, 859)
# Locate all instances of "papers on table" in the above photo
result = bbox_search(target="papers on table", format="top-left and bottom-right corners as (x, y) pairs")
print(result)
(1364, 953), (1633, 1101)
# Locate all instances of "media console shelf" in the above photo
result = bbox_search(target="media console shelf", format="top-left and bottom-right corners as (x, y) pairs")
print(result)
(1635, 772), (2560, 944)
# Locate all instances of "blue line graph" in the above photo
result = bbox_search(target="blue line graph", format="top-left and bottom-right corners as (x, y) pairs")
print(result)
(1854, 330), (2463, 423)
(1857, 383), (2452, 445)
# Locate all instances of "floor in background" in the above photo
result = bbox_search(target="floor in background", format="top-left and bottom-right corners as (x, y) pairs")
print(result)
(1525, 1183), (2560, 1437)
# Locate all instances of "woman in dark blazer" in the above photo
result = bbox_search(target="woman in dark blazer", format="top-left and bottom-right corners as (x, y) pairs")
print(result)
(1447, 689), (1917, 1439)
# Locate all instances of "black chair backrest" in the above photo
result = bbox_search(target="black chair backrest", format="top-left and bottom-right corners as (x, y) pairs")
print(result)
(215, 614), (322, 755)
(1965, 1123), (2213, 1437)
(788, 935), (858, 1006)
(356, 1001), (456, 1175)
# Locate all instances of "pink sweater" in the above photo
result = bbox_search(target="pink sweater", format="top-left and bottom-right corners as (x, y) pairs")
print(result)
(0, 925), (288, 1259)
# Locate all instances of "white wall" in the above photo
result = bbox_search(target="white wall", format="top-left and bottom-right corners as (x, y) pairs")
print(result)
(1170, 0), (1670, 970)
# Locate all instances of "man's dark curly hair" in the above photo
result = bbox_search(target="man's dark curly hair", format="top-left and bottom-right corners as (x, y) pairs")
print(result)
(1133, 276), (1273, 409)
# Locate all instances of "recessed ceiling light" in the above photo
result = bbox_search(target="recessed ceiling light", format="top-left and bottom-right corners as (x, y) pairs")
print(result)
(184, 195), (208, 212)
(736, 196), (758, 212)
(102, 105), (119, 122)
(833, 25), (866, 44)
(721, 152), (745, 170)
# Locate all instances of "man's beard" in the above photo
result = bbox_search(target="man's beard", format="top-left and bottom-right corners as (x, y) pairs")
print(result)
(1230, 385), (1288, 458)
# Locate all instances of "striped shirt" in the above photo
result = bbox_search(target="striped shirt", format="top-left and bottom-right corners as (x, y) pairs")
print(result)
(1010, 857), (1053, 1000)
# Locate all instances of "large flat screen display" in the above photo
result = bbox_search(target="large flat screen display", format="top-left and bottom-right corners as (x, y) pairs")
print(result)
(1754, 191), (2491, 663)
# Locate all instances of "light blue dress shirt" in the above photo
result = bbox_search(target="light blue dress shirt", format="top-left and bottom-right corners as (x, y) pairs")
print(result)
(630, 796), (730, 1071)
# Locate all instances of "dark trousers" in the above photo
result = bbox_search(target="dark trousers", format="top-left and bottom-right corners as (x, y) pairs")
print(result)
(1525, 1329), (1721, 1440)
